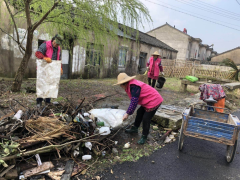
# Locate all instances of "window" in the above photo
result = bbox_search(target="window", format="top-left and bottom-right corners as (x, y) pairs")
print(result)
(139, 52), (147, 69)
(86, 43), (103, 66)
(119, 47), (128, 67)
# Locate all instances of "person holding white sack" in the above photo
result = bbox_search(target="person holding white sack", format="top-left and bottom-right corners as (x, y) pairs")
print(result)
(35, 34), (64, 107)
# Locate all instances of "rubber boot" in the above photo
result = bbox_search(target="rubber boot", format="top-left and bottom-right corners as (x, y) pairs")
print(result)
(125, 126), (138, 134)
(137, 135), (147, 145)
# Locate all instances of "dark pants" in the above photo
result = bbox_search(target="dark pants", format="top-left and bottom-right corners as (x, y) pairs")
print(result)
(148, 78), (156, 88)
(36, 98), (51, 104)
(134, 106), (159, 136)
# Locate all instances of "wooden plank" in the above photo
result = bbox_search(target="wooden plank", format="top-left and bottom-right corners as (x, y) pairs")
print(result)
(23, 162), (54, 178)
(48, 170), (65, 180)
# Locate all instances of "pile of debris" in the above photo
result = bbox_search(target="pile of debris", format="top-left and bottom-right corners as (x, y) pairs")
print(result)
(0, 98), (124, 179)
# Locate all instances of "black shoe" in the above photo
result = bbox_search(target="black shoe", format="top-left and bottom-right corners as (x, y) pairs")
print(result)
(137, 135), (147, 144)
(125, 126), (138, 134)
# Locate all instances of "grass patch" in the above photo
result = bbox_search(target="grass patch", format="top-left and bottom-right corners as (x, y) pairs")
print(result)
(163, 77), (199, 93)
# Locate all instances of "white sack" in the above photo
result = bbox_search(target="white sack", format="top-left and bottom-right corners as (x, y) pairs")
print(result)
(89, 109), (132, 130)
(36, 59), (61, 98)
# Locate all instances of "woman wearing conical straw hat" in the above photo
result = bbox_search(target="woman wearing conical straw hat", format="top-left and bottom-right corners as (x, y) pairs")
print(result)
(114, 73), (163, 144)
(146, 51), (164, 88)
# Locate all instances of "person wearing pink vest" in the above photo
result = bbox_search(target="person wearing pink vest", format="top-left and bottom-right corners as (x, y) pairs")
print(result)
(35, 34), (63, 107)
(146, 51), (164, 87)
(114, 73), (163, 144)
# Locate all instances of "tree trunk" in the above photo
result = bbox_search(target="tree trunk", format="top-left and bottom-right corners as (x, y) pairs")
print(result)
(11, 29), (33, 92)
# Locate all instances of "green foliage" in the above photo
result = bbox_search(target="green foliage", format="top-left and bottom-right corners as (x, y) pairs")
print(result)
(220, 58), (239, 81)
(0, 140), (20, 161)
(1, 0), (151, 49)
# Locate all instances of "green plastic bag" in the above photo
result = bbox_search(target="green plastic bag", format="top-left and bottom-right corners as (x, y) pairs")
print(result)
(185, 76), (198, 82)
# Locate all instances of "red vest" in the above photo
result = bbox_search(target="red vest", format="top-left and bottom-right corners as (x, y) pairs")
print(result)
(148, 57), (161, 77)
(125, 79), (163, 109)
(45, 40), (61, 60)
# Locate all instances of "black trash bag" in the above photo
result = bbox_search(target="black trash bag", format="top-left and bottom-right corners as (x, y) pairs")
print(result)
(156, 77), (166, 89)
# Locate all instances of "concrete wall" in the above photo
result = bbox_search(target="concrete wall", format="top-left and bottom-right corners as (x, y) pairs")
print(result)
(199, 46), (207, 61)
(212, 48), (240, 64)
(189, 41), (200, 59)
(206, 50), (212, 58)
(147, 25), (189, 60)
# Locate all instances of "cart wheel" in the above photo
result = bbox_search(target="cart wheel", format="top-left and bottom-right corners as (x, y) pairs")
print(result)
(226, 140), (238, 163)
(178, 122), (185, 151)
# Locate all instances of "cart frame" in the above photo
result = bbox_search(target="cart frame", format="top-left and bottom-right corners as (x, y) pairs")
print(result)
(178, 105), (240, 163)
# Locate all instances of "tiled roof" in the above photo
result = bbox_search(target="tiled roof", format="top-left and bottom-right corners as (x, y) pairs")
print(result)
(118, 24), (178, 52)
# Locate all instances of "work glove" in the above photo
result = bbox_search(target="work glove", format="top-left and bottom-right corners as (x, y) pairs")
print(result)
(61, 68), (63, 75)
(161, 72), (164, 76)
(43, 57), (52, 63)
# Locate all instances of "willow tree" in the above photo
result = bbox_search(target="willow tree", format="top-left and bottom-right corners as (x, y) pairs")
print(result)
(0, 0), (151, 92)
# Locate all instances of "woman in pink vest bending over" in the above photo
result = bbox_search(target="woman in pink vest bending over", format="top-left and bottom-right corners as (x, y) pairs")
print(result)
(114, 73), (163, 144)
(147, 51), (164, 87)
(35, 34), (63, 107)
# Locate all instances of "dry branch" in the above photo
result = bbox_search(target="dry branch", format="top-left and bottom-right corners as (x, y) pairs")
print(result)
(2, 132), (105, 161)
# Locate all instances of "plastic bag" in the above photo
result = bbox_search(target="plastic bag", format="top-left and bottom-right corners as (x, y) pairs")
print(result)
(185, 76), (198, 82)
(36, 59), (61, 98)
(89, 109), (131, 130)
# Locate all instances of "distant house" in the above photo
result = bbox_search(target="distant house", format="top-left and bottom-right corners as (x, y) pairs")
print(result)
(211, 51), (218, 57)
(211, 47), (240, 64)
(147, 23), (216, 61)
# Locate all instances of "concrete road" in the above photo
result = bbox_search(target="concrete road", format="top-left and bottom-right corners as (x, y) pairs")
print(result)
(97, 112), (240, 180)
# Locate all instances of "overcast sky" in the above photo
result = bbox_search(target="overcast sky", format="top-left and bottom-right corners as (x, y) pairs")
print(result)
(138, 0), (240, 53)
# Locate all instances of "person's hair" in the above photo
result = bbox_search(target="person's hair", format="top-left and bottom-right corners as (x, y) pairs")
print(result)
(121, 82), (128, 86)
(51, 34), (58, 42)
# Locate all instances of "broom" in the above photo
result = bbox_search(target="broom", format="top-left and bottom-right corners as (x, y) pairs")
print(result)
(135, 68), (148, 84)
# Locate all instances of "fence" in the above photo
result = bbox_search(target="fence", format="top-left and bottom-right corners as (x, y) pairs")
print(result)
(162, 59), (236, 80)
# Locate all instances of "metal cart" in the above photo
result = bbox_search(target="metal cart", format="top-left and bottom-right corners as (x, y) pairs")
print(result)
(178, 105), (240, 163)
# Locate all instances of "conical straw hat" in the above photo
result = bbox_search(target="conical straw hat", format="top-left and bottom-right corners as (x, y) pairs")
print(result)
(113, 73), (136, 85)
(152, 51), (161, 56)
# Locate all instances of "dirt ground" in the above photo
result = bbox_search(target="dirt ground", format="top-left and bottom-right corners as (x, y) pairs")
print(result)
(0, 77), (240, 179)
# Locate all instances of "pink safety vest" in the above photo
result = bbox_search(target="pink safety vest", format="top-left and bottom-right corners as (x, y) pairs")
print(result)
(45, 40), (61, 60)
(125, 79), (163, 109)
(148, 57), (161, 77)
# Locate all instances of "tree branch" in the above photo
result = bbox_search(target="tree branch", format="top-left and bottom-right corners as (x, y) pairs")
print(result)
(32, 0), (61, 30)
(0, 27), (26, 52)
(25, 0), (32, 27)
(3, 0), (20, 44)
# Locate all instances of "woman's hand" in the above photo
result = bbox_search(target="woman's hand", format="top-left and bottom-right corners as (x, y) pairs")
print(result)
(123, 113), (129, 121)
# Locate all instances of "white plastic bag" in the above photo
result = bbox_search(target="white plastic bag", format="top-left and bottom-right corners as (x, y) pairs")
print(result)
(82, 155), (92, 160)
(85, 142), (92, 150)
(99, 127), (111, 135)
(36, 59), (61, 98)
(89, 109), (132, 130)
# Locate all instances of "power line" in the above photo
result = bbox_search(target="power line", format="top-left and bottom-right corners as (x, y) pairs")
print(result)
(189, 0), (240, 17)
(237, 0), (240, 5)
(144, 0), (240, 32)
(156, 0), (240, 28)
(174, 0), (240, 21)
